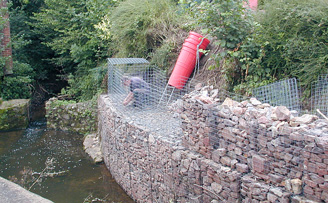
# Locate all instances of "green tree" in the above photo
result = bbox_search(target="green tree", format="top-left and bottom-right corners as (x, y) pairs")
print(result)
(0, 0), (37, 100)
(31, 0), (117, 101)
(32, 0), (116, 73)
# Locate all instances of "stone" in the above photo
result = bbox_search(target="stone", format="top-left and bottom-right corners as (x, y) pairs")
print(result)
(46, 98), (97, 134)
(83, 133), (103, 163)
(272, 106), (291, 121)
(172, 150), (182, 161)
(267, 193), (278, 202)
(221, 98), (236, 107)
(270, 187), (283, 197)
(0, 99), (30, 131)
(291, 179), (302, 195)
(236, 163), (249, 173)
(220, 156), (231, 166)
(290, 114), (319, 127)
(195, 83), (203, 91)
(252, 155), (269, 174)
(232, 107), (245, 116)
(269, 174), (283, 184)
(211, 182), (223, 194)
(0, 176), (53, 203)
(250, 98), (262, 106)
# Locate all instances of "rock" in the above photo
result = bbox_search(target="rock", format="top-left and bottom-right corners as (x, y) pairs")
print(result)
(272, 106), (291, 121)
(0, 176), (53, 203)
(270, 187), (283, 197)
(195, 83), (203, 91)
(250, 98), (262, 106)
(210, 89), (219, 98)
(211, 182), (223, 193)
(83, 133), (103, 163)
(291, 179), (302, 195)
(0, 99), (30, 131)
(221, 98), (235, 106)
(290, 114), (319, 127)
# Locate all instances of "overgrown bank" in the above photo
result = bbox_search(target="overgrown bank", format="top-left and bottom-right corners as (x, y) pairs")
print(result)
(1, 0), (327, 122)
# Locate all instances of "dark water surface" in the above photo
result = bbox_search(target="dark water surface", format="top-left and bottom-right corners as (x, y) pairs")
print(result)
(0, 115), (134, 203)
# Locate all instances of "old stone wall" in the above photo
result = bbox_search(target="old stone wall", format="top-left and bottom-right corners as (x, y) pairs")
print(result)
(98, 88), (328, 203)
(46, 98), (97, 134)
(0, 99), (30, 131)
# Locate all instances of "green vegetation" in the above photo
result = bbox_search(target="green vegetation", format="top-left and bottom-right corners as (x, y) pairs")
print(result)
(110, 0), (179, 58)
(253, 0), (328, 97)
(0, 0), (327, 102)
(183, 0), (328, 96)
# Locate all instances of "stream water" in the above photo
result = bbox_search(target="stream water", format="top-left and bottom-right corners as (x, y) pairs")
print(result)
(0, 110), (134, 203)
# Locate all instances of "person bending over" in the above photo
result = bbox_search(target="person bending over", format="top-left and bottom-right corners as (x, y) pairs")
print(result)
(122, 76), (150, 108)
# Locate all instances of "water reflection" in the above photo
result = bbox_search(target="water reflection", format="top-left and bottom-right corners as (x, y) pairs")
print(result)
(0, 119), (134, 203)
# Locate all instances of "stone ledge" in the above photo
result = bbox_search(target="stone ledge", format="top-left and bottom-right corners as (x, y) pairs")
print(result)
(0, 176), (53, 203)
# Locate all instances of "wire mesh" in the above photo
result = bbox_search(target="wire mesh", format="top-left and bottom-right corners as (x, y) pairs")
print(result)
(252, 78), (301, 113)
(311, 74), (328, 116)
(107, 58), (203, 137)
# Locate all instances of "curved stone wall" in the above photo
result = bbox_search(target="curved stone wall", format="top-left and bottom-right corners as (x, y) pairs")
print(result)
(98, 92), (328, 203)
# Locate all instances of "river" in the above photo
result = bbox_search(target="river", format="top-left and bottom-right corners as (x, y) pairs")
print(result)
(0, 109), (134, 203)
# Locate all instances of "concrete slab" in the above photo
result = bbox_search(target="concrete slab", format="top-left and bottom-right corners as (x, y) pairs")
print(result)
(0, 176), (53, 203)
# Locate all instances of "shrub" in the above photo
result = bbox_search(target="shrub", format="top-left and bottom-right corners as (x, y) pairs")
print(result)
(60, 63), (107, 102)
(110, 0), (180, 58)
(183, 0), (261, 92)
(253, 0), (328, 96)
(0, 62), (34, 100)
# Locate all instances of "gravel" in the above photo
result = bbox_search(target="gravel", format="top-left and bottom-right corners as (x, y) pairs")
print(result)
(108, 96), (183, 145)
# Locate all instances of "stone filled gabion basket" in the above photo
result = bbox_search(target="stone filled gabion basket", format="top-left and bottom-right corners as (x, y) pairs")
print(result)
(180, 85), (328, 203)
(98, 82), (328, 203)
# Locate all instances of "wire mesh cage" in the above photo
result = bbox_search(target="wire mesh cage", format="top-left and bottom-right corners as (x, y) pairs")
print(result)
(252, 78), (301, 114)
(311, 74), (328, 116)
(107, 58), (203, 133)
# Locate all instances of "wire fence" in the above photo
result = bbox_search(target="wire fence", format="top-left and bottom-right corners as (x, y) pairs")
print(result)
(107, 58), (327, 120)
(107, 58), (200, 113)
(311, 74), (328, 116)
(107, 58), (204, 137)
(252, 78), (301, 114)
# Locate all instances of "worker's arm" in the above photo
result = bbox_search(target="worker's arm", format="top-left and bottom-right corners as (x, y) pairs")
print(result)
(123, 92), (134, 106)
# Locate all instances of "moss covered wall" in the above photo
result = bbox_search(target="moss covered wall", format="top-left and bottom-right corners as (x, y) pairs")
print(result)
(0, 99), (30, 131)
(45, 98), (97, 135)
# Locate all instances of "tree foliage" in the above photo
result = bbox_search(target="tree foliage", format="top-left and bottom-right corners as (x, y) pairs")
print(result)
(32, 0), (116, 73)
(29, 0), (117, 101)
(0, 0), (35, 100)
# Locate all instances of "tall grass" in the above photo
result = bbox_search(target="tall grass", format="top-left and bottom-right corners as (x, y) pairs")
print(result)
(110, 0), (180, 59)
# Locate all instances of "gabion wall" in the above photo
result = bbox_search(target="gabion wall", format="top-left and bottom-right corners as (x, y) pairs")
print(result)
(98, 83), (328, 203)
